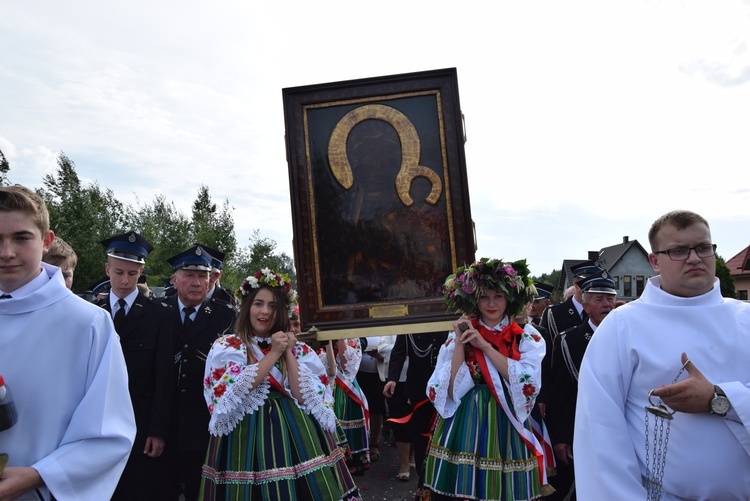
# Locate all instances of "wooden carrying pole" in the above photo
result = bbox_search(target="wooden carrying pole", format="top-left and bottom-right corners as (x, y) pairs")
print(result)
(296, 319), (458, 342)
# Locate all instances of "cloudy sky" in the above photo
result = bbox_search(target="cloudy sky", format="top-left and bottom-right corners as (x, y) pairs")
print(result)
(2, 1), (749, 276)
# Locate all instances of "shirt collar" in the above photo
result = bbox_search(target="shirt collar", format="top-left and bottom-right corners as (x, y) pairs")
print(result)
(109, 288), (139, 311)
(0, 266), (51, 298)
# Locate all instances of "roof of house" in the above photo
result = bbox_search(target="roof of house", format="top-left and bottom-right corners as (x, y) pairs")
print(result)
(557, 237), (650, 292)
(597, 238), (650, 271)
(725, 245), (750, 277)
(557, 259), (590, 291)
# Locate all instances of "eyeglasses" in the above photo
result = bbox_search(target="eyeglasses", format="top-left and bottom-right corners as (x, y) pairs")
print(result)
(653, 244), (717, 261)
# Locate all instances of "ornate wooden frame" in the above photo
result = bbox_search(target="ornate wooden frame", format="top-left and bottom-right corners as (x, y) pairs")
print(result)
(283, 68), (474, 334)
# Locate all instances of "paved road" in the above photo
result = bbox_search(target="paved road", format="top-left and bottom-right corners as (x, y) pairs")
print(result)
(356, 439), (417, 501)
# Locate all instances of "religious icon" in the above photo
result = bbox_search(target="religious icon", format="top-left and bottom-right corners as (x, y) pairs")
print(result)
(283, 69), (475, 331)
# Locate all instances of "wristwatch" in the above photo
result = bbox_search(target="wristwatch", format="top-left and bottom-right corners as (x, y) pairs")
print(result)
(710, 385), (730, 417)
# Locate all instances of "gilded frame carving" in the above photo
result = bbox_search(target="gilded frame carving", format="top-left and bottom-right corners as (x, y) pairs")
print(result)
(283, 68), (474, 332)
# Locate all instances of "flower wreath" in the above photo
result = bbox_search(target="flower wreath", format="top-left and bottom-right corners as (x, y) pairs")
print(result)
(443, 258), (537, 317)
(235, 268), (298, 311)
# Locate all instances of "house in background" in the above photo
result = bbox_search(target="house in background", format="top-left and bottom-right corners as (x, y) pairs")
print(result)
(726, 245), (750, 301)
(557, 236), (654, 302)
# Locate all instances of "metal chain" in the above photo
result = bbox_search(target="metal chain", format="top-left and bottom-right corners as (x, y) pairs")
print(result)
(643, 361), (688, 500)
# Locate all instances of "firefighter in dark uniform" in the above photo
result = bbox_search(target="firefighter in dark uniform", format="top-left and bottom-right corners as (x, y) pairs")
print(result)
(98, 231), (174, 501)
(540, 261), (603, 339)
(159, 245), (236, 501)
(546, 270), (617, 501)
(198, 243), (236, 307)
(539, 261), (603, 500)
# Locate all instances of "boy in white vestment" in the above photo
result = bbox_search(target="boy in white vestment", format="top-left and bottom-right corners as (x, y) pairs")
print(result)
(0, 185), (135, 500)
(574, 210), (750, 500)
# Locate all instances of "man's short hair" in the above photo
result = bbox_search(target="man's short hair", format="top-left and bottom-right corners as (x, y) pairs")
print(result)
(43, 236), (78, 269)
(648, 210), (710, 251)
(0, 185), (50, 234)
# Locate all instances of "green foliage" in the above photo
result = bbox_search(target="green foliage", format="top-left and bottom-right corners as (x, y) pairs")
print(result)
(0, 149), (9, 186)
(28, 152), (290, 295)
(716, 255), (736, 298)
(191, 185), (237, 261)
(222, 229), (296, 292)
(39, 153), (128, 291)
(130, 194), (192, 286)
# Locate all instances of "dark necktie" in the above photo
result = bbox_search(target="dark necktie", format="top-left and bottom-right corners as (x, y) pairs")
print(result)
(0, 294), (11, 300)
(183, 306), (196, 331)
(113, 298), (127, 329)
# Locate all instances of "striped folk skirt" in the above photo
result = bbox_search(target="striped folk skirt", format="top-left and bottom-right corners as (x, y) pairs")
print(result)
(333, 381), (370, 476)
(421, 385), (543, 501)
(200, 391), (361, 501)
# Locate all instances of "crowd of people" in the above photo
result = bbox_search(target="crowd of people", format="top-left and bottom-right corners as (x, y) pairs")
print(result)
(1, 183), (748, 500)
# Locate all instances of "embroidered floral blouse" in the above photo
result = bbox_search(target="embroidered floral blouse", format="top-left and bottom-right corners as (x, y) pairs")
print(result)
(317, 338), (362, 383)
(203, 334), (337, 436)
(426, 317), (545, 422)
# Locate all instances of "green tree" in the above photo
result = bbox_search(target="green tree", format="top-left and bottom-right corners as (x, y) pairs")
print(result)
(130, 194), (192, 286)
(716, 255), (736, 298)
(40, 153), (128, 291)
(222, 229), (296, 292)
(191, 185), (237, 261)
(0, 149), (9, 186)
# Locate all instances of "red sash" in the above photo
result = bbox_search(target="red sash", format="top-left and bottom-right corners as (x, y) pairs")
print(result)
(467, 320), (548, 485)
(335, 376), (370, 431)
(467, 320), (523, 405)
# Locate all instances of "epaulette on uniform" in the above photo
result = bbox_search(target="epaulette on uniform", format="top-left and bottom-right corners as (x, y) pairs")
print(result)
(559, 325), (577, 338)
(210, 297), (236, 310)
(151, 297), (172, 308)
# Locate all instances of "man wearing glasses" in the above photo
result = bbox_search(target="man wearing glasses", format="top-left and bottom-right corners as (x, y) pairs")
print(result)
(573, 210), (750, 500)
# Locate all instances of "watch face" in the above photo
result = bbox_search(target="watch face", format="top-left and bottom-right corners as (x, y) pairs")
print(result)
(711, 395), (730, 415)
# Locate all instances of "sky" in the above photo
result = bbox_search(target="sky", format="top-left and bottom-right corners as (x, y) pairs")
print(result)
(2, 1), (749, 277)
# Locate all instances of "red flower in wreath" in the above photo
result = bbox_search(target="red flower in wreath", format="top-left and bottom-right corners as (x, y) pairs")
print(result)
(428, 386), (437, 402)
(319, 374), (330, 387)
(522, 383), (537, 398)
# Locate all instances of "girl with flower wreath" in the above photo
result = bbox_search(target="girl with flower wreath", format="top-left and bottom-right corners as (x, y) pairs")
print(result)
(199, 268), (361, 501)
(421, 258), (554, 501)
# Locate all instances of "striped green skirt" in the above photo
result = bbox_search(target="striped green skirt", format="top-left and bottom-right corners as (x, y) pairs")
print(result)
(422, 385), (543, 501)
(200, 391), (361, 501)
(333, 382), (369, 475)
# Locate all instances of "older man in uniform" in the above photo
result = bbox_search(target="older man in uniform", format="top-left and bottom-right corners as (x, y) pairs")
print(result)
(546, 270), (617, 500)
(99, 231), (174, 501)
(539, 262), (602, 500)
(160, 245), (236, 501)
(540, 261), (602, 339)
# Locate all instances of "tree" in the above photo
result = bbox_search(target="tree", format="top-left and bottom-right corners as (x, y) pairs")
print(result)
(0, 149), (10, 186)
(191, 185), (237, 261)
(222, 229), (296, 292)
(716, 255), (736, 298)
(130, 194), (192, 286)
(40, 153), (128, 291)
